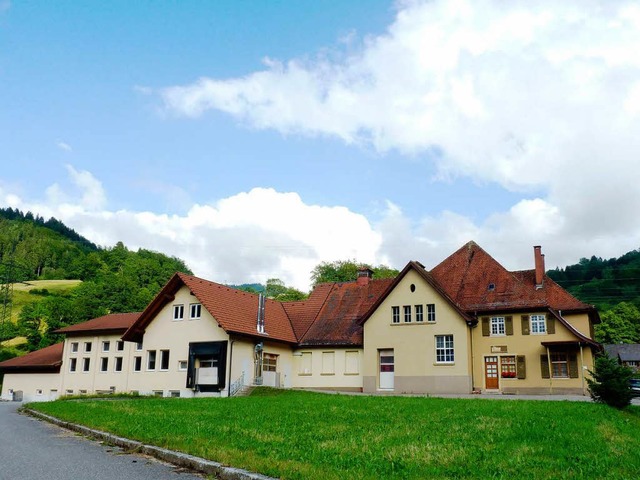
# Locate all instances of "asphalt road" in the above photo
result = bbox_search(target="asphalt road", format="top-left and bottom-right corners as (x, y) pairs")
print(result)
(0, 402), (203, 480)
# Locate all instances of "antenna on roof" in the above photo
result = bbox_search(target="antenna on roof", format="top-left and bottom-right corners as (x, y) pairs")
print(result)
(257, 294), (266, 334)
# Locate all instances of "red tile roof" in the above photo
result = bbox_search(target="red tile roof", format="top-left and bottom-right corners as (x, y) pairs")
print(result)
(55, 312), (141, 335)
(123, 273), (298, 344)
(0, 342), (63, 373)
(298, 278), (395, 346)
(282, 283), (334, 340)
(430, 241), (595, 314)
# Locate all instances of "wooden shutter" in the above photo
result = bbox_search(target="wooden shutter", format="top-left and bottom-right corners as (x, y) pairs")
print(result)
(521, 315), (530, 335)
(481, 317), (490, 336)
(568, 353), (579, 378)
(540, 355), (550, 379)
(547, 317), (555, 334)
(516, 355), (526, 379)
(505, 316), (513, 336)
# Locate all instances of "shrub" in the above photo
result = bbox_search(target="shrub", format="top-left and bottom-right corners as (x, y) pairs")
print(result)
(587, 353), (634, 408)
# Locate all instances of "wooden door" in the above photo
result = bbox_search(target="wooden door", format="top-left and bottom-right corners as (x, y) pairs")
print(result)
(485, 356), (499, 389)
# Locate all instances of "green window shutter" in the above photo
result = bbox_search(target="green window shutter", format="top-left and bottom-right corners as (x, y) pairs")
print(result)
(516, 355), (526, 379)
(547, 317), (555, 334)
(540, 355), (550, 379)
(521, 315), (530, 335)
(505, 316), (513, 336)
(568, 354), (579, 378)
(481, 317), (490, 336)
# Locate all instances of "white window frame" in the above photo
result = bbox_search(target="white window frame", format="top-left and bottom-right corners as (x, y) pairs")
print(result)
(415, 304), (424, 322)
(491, 317), (506, 336)
(190, 303), (202, 320)
(391, 306), (400, 324)
(102, 341), (110, 352)
(69, 358), (77, 372)
(159, 350), (170, 371)
(70, 342), (79, 353)
(133, 356), (142, 372)
(173, 304), (184, 321)
(178, 360), (188, 371)
(116, 340), (125, 351)
(135, 342), (143, 351)
(530, 315), (546, 334)
(427, 304), (436, 322)
(435, 335), (454, 364)
(114, 356), (123, 372)
(84, 341), (92, 353)
(82, 357), (91, 372)
(147, 350), (157, 371)
(403, 305), (411, 323)
(100, 357), (109, 372)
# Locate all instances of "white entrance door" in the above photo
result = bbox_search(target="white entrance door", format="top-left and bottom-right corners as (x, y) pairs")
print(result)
(379, 349), (394, 390)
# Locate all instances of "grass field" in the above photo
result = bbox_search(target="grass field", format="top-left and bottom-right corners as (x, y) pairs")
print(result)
(29, 389), (640, 479)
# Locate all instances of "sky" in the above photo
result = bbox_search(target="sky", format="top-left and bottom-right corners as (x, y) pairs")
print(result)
(2, 0), (640, 290)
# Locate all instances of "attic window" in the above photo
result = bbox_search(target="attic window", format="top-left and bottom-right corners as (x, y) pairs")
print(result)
(488, 283), (495, 291)
(410, 284), (416, 292)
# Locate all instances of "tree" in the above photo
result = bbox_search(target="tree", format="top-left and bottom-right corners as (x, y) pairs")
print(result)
(265, 278), (307, 301)
(311, 260), (399, 286)
(587, 353), (634, 409)
(595, 302), (640, 344)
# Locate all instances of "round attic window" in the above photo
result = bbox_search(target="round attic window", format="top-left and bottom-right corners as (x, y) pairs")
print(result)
(410, 283), (416, 292)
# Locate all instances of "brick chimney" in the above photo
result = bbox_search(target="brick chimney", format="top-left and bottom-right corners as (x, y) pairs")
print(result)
(534, 246), (545, 288)
(357, 267), (374, 286)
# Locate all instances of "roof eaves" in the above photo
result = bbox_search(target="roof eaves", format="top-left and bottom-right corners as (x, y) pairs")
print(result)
(548, 308), (601, 351)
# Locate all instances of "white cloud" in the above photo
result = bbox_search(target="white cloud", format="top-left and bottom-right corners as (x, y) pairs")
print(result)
(159, 0), (640, 272)
(56, 141), (72, 152)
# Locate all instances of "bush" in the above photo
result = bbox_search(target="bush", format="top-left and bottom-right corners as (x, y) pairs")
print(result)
(587, 353), (634, 408)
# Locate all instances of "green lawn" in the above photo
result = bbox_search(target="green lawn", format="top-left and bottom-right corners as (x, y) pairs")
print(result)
(29, 389), (640, 479)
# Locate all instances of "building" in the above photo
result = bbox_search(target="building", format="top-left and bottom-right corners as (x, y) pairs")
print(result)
(0, 242), (601, 402)
(604, 344), (640, 372)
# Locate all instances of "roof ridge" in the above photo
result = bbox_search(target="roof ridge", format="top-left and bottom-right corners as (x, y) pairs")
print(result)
(297, 282), (336, 343)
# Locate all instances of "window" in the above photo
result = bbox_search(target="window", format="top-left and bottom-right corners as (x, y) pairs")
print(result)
(263, 353), (278, 372)
(435, 335), (454, 363)
(102, 341), (110, 352)
(173, 304), (184, 320)
(415, 305), (424, 322)
(147, 350), (157, 370)
(345, 351), (359, 375)
(299, 352), (312, 375)
(136, 342), (143, 351)
(70, 342), (79, 353)
(530, 315), (546, 334)
(427, 304), (436, 322)
(170, 391), (180, 398)
(69, 358), (77, 372)
(403, 305), (411, 323)
(114, 357), (123, 372)
(322, 351), (335, 375)
(79, 389), (87, 395)
(133, 356), (142, 372)
(116, 340), (124, 351)
(153, 390), (163, 397)
(160, 350), (170, 371)
(178, 360), (188, 371)
(100, 357), (108, 372)
(66, 389), (74, 395)
(84, 342), (92, 352)
(392, 306), (400, 324)
(551, 352), (569, 378)
(36, 389), (43, 396)
(501, 356), (516, 378)
(491, 317), (506, 336)
(82, 358), (90, 372)
(190, 303), (202, 320)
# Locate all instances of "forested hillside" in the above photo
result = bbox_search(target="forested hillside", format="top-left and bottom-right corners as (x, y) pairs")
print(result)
(548, 250), (640, 344)
(0, 209), (192, 355)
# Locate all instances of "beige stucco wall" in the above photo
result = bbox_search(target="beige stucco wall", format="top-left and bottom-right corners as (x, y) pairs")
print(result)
(471, 311), (594, 395)
(363, 270), (472, 394)
(1, 372), (61, 402)
(291, 347), (363, 391)
(59, 334), (135, 396)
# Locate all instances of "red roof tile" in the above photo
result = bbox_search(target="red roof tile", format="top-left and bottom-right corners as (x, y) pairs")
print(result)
(0, 342), (63, 372)
(124, 273), (297, 344)
(55, 312), (141, 335)
(430, 241), (594, 313)
(299, 278), (395, 346)
(282, 283), (334, 340)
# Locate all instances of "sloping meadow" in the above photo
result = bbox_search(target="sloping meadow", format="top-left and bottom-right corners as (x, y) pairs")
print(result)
(30, 389), (640, 479)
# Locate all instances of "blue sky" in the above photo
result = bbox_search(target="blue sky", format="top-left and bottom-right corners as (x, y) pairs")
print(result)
(2, 1), (640, 289)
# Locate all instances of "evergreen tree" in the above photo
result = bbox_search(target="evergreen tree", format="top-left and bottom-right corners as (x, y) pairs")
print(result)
(587, 353), (634, 409)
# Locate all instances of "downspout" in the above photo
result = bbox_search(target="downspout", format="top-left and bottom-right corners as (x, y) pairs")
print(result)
(469, 320), (475, 392)
(579, 344), (585, 395)
(546, 346), (553, 394)
(227, 339), (235, 397)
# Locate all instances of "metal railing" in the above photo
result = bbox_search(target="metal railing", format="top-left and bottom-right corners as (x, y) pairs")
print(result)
(229, 372), (245, 397)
